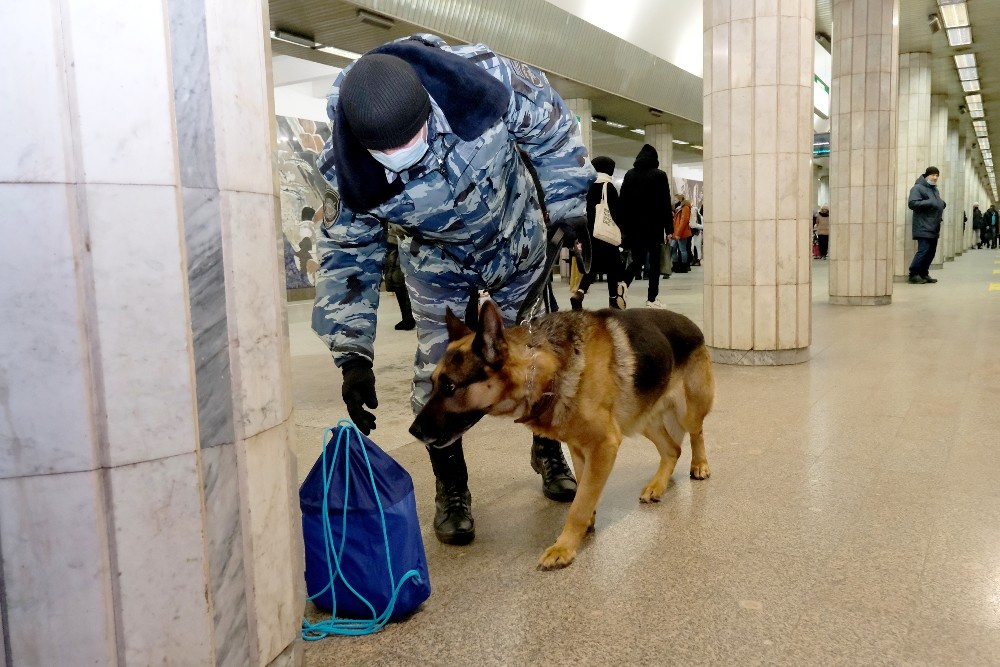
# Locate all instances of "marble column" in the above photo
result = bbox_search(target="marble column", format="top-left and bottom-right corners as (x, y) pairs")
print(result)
(0, 1), (303, 666)
(644, 123), (675, 192)
(964, 146), (974, 249)
(703, 0), (814, 365)
(893, 52), (931, 280)
(943, 118), (960, 260)
(928, 95), (948, 269)
(565, 98), (593, 155)
(828, 0), (899, 306)
(956, 136), (968, 252)
(816, 174), (830, 207)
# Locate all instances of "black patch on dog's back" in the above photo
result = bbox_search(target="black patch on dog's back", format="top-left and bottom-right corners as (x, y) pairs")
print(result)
(601, 309), (705, 396)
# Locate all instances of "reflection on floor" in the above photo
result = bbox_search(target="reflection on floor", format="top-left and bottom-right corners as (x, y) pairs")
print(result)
(289, 250), (1000, 666)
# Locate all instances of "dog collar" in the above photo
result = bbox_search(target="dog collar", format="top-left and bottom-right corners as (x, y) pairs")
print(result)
(514, 348), (555, 424)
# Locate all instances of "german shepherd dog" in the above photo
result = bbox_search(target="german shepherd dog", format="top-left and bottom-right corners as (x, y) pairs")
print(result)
(410, 300), (715, 570)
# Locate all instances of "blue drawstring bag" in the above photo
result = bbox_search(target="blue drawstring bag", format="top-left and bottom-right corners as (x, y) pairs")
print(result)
(300, 421), (431, 638)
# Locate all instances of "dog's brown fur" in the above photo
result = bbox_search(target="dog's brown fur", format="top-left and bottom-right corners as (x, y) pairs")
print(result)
(411, 300), (715, 570)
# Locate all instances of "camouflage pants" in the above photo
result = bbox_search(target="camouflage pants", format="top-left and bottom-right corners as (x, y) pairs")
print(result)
(399, 236), (547, 415)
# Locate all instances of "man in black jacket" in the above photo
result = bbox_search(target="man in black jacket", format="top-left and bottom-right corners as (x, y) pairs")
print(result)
(972, 204), (985, 248)
(907, 166), (946, 284)
(985, 204), (999, 249)
(619, 144), (673, 307)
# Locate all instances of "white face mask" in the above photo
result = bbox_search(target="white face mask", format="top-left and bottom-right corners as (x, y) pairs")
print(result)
(369, 127), (429, 172)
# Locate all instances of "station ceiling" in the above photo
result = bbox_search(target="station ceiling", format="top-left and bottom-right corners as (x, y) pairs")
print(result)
(269, 0), (997, 188)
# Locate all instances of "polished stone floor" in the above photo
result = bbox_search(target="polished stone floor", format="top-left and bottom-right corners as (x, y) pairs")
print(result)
(289, 248), (1000, 666)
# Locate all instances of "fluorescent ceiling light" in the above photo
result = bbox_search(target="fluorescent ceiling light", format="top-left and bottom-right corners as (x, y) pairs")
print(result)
(630, 128), (646, 135)
(604, 121), (627, 129)
(317, 46), (361, 60)
(973, 120), (987, 130)
(962, 80), (981, 92)
(691, 145), (703, 150)
(978, 137), (990, 150)
(958, 67), (978, 81)
(954, 53), (976, 69)
(939, 2), (969, 29)
(971, 109), (985, 119)
(966, 94), (983, 110)
(357, 9), (394, 29)
(270, 30), (316, 48)
(947, 27), (973, 46)
(672, 139), (689, 145)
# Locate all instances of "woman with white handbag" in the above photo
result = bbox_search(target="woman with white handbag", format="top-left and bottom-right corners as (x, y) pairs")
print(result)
(570, 156), (627, 310)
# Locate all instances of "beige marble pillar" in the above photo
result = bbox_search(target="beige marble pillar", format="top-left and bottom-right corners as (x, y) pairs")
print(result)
(893, 52), (931, 280)
(703, 0), (814, 364)
(928, 95), (948, 269)
(828, 0), (899, 305)
(565, 98), (593, 155)
(0, 1), (303, 665)
(944, 118), (960, 260)
(956, 136), (968, 252)
(963, 144), (974, 249)
(644, 123), (675, 191)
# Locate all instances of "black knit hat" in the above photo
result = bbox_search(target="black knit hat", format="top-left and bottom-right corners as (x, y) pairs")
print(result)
(591, 156), (616, 175)
(340, 54), (431, 151)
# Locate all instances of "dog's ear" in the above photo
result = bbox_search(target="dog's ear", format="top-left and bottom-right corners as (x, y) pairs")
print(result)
(472, 300), (508, 367)
(445, 307), (473, 342)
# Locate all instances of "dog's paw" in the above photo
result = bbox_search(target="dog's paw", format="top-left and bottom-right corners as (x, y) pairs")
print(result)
(640, 481), (666, 503)
(537, 544), (576, 570)
(690, 462), (711, 480)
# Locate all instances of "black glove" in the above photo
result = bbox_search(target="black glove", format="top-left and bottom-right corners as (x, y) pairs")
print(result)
(341, 358), (377, 434)
(548, 216), (592, 274)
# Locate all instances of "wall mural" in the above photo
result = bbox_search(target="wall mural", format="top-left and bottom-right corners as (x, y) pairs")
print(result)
(675, 178), (704, 210)
(276, 115), (331, 293)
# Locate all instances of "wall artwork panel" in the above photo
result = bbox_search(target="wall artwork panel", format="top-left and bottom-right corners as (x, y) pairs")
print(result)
(276, 115), (331, 294)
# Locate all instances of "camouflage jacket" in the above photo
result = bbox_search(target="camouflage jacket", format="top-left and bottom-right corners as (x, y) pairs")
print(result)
(312, 34), (594, 366)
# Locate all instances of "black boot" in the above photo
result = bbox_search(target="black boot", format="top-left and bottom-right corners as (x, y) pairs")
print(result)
(530, 436), (577, 502)
(427, 440), (475, 545)
(394, 289), (416, 330)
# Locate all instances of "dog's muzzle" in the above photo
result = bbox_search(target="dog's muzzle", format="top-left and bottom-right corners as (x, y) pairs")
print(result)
(409, 411), (485, 449)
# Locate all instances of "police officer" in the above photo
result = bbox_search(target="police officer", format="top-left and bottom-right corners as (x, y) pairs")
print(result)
(312, 34), (595, 545)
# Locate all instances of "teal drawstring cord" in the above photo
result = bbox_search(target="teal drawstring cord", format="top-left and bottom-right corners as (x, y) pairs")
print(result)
(301, 420), (422, 639)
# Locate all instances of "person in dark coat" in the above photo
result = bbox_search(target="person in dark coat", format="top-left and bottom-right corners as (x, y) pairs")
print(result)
(972, 203), (985, 248)
(907, 166), (946, 284)
(619, 144), (672, 307)
(571, 156), (627, 309)
(384, 224), (415, 330)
